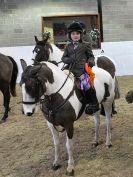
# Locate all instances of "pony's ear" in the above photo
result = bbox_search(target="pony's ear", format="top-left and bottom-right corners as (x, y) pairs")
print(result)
(20, 59), (27, 71)
(34, 35), (39, 43)
(30, 65), (42, 75)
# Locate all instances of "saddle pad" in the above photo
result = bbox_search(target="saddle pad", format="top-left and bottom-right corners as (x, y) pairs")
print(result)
(79, 73), (91, 91)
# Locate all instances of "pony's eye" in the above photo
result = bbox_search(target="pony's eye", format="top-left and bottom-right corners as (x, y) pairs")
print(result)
(36, 48), (40, 53)
(33, 48), (40, 54)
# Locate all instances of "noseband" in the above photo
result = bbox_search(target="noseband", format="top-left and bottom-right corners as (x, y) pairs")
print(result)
(22, 100), (37, 105)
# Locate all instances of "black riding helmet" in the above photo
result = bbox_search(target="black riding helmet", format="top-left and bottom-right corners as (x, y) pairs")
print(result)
(67, 21), (83, 40)
(79, 21), (86, 35)
(79, 21), (86, 29)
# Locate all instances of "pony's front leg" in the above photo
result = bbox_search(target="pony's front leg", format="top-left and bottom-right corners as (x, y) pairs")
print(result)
(93, 112), (100, 147)
(104, 103), (112, 147)
(66, 124), (74, 176)
(47, 121), (61, 170)
(66, 137), (74, 176)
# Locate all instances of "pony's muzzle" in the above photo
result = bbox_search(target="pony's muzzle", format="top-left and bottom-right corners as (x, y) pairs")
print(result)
(22, 107), (35, 116)
(25, 108), (35, 116)
(26, 112), (34, 116)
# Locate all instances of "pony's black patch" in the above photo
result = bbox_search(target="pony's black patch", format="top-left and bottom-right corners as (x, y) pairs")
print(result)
(21, 63), (54, 99)
(103, 83), (110, 102)
(97, 56), (115, 78)
(100, 83), (110, 116)
(34, 45), (50, 62)
(25, 78), (39, 98)
(42, 92), (76, 139)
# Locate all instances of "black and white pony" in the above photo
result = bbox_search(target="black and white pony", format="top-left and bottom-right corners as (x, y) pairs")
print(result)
(20, 59), (115, 176)
(0, 53), (18, 123)
(32, 36), (120, 113)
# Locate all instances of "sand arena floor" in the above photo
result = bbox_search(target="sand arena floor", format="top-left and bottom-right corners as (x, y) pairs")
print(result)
(0, 76), (133, 177)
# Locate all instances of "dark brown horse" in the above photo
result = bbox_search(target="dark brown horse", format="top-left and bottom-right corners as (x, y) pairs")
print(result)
(0, 53), (18, 123)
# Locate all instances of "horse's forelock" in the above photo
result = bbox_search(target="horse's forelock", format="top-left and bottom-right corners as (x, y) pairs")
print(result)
(24, 78), (36, 97)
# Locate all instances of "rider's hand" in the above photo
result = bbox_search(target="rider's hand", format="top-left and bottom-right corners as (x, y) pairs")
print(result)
(88, 60), (95, 67)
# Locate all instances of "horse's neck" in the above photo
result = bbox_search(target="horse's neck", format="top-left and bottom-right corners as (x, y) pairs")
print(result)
(49, 44), (63, 62)
(45, 63), (74, 96)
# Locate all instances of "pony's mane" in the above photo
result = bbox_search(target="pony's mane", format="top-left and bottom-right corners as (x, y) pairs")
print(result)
(42, 61), (68, 78)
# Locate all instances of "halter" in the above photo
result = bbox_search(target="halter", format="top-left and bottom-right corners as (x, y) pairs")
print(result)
(22, 101), (37, 105)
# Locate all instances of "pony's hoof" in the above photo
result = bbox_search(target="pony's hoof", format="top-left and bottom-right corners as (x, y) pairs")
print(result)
(52, 164), (61, 171)
(0, 119), (6, 124)
(107, 144), (113, 148)
(66, 169), (74, 176)
(92, 142), (99, 148)
(112, 110), (117, 114)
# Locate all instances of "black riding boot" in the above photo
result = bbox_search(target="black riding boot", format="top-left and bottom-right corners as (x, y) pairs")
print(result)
(85, 87), (99, 115)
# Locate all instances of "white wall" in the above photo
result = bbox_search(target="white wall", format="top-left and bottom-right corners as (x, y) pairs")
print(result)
(0, 41), (133, 83)
(101, 41), (133, 76)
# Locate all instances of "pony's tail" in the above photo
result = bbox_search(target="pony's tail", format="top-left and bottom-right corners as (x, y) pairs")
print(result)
(114, 76), (120, 99)
(8, 56), (18, 96)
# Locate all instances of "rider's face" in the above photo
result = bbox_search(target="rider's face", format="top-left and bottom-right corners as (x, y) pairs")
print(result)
(71, 31), (81, 42)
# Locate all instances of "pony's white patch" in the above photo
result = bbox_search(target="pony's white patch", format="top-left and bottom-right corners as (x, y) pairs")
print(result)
(47, 121), (60, 165)
(32, 52), (37, 61)
(22, 83), (37, 115)
(49, 44), (64, 68)
(92, 66), (115, 103)
(49, 49), (53, 61)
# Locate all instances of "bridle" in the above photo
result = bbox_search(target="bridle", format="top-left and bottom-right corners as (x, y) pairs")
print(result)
(32, 44), (43, 54)
(22, 79), (44, 105)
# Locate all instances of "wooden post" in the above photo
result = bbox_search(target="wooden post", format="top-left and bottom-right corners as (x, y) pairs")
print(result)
(97, 0), (103, 42)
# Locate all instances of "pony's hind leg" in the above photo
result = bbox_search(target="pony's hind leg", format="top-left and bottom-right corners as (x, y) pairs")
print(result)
(103, 102), (113, 147)
(47, 121), (61, 170)
(93, 112), (100, 147)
